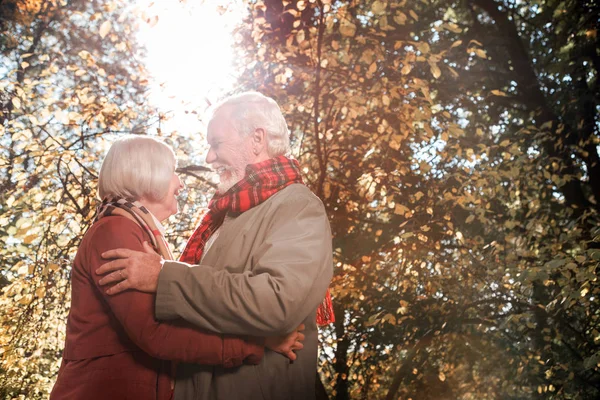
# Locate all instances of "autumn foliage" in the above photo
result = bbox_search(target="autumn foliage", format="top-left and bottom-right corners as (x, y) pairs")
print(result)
(1, 0), (599, 399)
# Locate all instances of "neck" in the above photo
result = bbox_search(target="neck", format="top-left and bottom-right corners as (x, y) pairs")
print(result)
(139, 199), (169, 222)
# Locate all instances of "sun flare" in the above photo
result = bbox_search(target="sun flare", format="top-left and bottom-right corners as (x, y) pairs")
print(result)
(136, 0), (245, 134)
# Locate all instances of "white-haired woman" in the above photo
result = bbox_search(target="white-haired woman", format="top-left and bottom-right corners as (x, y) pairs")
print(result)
(50, 136), (304, 400)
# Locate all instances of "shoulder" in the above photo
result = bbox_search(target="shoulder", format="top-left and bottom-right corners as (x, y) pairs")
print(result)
(76, 216), (148, 275)
(271, 184), (324, 209)
(264, 184), (329, 227)
(84, 216), (147, 245)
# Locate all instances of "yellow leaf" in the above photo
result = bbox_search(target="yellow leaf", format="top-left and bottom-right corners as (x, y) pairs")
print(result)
(444, 22), (462, 33)
(20, 61), (29, 69)
(417, 42), (430, 54)
(382, 95), (390, 106)
(429, 62), (441, 79)
(447, 66), (459, 78)
(19, 294), (33, 305)
(296, 29), (305, 44)
(372, 1), (386, 14)
(451, 40), (462, 48)
(394, 12), (407, 25)
(474, 48), (487, 59)
(368, 62), (377, 74)
(35, 287), (46, 298)
(409, 10), (419, 21)
(439, 372), (446, 381)
(401, 64), (412, 75)
(340, 20), (356, 37)
(11, 97), (21, 109)
(448, 124), (464, 137)
(323, 182), (331, 198)
(17, 264), (29, 275)
(22, 234), (37, 244)
(394, 204), (410, 215)
(99, 20), (112, 38)
(491, 89), (507, 96)
(383, 313), (396, 325)
(419, 161), (431, 173)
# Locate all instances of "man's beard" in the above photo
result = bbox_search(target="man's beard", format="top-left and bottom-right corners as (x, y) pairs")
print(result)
(217, 168), (244, 193)
(215, 150), (255, 194)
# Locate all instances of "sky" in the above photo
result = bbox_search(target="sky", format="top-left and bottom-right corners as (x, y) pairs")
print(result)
(135, 0), (245, 136)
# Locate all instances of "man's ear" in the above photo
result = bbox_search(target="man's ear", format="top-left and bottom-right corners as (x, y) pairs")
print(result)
(252, 128), (267, 154)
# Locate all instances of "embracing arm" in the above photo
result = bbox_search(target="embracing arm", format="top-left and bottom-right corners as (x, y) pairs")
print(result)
(155, 192), (333, 336)
(89, 218), (263, 366)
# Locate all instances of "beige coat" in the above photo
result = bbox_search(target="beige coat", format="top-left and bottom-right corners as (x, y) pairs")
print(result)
(155, 184), (333, 400)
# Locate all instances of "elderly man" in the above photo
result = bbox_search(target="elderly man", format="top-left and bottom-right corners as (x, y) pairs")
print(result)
(96, 92), (334, 400)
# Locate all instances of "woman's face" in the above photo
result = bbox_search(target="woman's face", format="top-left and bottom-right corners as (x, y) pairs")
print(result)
(142, 171), (183, 222)
(161, 172), (183, 220)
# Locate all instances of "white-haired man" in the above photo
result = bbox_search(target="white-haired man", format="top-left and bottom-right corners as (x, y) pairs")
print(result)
(96, 92), (334, 400)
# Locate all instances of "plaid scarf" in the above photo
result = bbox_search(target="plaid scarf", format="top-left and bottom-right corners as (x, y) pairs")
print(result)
(180, 155), (334, 326)
(94, 197), (174, 261)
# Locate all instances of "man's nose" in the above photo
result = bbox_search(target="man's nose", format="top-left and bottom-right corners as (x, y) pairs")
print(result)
(205, 147), (216, 164)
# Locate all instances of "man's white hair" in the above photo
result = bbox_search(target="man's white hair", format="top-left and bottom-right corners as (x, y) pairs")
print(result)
(98, 135), (176, 202)
(209, 91), (291, 157)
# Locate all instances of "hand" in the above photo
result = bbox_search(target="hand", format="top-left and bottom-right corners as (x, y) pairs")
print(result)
(265, 324), (305, 361)
(95, 241), (163, 295)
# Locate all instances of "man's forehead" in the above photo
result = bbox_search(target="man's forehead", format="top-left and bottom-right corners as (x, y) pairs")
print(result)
(207, 111), (234, 142)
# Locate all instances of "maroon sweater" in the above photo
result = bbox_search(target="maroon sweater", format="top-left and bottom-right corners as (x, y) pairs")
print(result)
(51, 216), (263, 400)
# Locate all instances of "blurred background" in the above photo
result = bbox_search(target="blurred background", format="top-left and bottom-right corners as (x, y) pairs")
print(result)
(0, 0), (599, 398)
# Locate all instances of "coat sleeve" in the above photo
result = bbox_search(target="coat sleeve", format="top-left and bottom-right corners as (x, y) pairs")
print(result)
(87, 218), (264, 367)
(155, 191), (334, 336)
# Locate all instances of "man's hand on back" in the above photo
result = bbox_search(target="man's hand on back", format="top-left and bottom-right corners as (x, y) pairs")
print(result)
(96, 241), (163, 295)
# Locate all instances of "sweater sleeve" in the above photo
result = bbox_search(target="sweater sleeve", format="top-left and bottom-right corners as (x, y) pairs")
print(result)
(155, 191), (334, 336)
(86, 217), (264, 367)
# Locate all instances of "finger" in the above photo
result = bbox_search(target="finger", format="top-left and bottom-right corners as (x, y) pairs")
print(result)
(106, 280), (130, 295)
(291, 341), (304, 351)
(101, 248), (136, 259)
(285, 351), (297, 361)
(142, 241), (156, 254)
(95, 260), (126, 275)
(98, 270), (126, 286)
(296, 332), (305, 342)
(296, 324), (306, 332)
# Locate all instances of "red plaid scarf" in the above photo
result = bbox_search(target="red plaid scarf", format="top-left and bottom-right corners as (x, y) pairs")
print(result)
(180, 155), (334, 326)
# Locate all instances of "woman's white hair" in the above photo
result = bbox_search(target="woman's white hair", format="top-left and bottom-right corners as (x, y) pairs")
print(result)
(209, 91), (291, 157)
(98, 135), (176, 202)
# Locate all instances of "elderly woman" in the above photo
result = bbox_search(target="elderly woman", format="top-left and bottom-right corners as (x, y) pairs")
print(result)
(50, 136), (304, 400)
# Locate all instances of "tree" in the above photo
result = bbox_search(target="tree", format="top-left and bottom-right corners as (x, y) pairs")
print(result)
(231, 0), (600, 398)
(0, 0), (186, 397)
